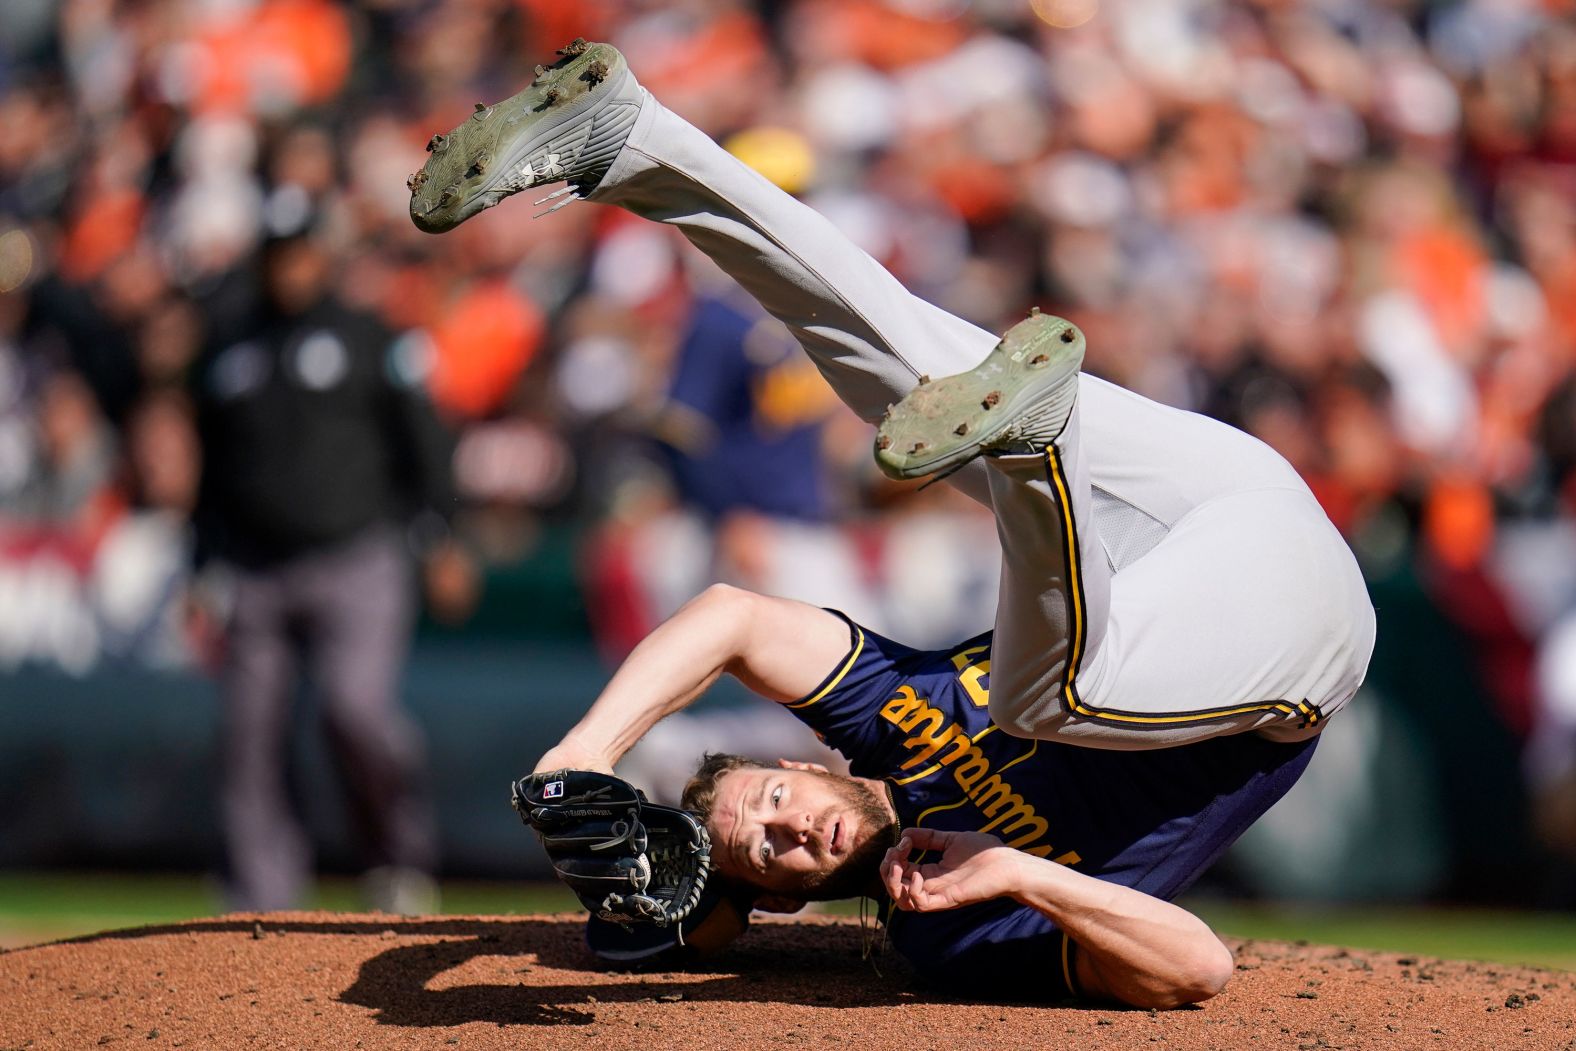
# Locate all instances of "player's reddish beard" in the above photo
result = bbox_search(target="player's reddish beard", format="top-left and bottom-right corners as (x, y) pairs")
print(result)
(796, 772), (900, 901)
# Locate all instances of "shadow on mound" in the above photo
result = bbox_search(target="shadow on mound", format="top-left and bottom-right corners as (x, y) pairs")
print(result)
(54, 915), (977, 1029)
(340, 917), (930, 1028)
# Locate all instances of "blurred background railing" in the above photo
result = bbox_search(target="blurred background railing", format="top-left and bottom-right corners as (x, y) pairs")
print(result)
(2, 0), (1575, 915)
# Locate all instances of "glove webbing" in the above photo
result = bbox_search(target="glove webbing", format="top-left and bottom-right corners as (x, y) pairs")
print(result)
(601, 825), (712, 931)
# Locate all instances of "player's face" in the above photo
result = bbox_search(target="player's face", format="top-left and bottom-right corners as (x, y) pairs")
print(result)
(708, 766), (897, 900)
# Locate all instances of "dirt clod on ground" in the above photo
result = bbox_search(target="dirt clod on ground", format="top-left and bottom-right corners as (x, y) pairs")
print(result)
(2, 912), (1574, 1050)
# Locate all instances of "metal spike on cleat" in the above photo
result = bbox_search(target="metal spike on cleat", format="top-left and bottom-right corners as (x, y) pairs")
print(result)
(533, 186), (577, 207)
(583, 61), (609, 85)
(532, 188), (583, 219)
(558, 37), (590, 58)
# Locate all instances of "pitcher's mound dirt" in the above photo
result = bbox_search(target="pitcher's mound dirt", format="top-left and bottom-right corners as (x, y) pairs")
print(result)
(2, 912), (1574, 1050)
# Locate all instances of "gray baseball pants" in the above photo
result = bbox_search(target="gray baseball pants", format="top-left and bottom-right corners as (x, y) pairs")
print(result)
(589, 92), (1376, 749)
(219, 526), (436, 909)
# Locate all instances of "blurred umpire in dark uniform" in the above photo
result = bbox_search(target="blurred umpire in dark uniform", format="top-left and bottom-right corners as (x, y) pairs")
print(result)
(193, 203), (461, 914)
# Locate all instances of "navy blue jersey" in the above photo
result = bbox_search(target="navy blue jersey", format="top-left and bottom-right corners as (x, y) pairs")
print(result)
(787, 614), (1317, 999)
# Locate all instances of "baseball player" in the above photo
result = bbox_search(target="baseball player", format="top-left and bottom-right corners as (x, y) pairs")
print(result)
(412, 41), (1377, 1007)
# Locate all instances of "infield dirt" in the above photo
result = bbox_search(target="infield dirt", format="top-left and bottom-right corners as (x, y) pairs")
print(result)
(2, 912), (1573, 1050)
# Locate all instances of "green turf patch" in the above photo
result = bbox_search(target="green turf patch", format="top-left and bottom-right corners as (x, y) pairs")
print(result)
(0, 871), (579, 948)
(1189, 901), (1576, 972)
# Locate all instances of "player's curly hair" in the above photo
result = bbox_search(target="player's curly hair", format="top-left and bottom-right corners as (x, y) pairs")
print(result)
(681, 752), (769, 822)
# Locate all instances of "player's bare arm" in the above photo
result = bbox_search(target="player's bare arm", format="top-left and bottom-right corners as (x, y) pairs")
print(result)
(882, 827), (1233, 1009)
(534, 585), (852, 774)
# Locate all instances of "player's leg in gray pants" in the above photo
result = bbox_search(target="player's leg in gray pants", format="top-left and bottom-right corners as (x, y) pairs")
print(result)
(589, 93), (1376, 748)
(587, 91), (1001, 504)
(220, 530), (436, 911)
(220, 566), (312, 911)
(982, 442), (1375, 748)
(297, 528), (436, 880)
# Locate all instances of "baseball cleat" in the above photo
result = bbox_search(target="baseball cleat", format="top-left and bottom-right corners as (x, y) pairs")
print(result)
(874, 309), (1085, 480)
(408, 39), (642, 233)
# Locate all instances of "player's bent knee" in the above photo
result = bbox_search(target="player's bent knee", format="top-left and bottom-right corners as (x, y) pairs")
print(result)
(986, 683), (1072, 741)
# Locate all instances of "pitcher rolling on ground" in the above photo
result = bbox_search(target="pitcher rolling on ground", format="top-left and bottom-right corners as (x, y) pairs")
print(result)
(411, 40), (1376, 1009)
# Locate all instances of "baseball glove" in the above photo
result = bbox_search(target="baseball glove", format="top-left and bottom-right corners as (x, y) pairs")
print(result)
(511, 769), (713, 929)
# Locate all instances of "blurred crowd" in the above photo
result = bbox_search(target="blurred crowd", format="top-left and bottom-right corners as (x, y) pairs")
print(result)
(3, 0), (1576, 872)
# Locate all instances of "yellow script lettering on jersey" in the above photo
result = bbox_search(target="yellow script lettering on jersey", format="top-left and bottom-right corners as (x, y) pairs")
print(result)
(879, 680), (1081, 865)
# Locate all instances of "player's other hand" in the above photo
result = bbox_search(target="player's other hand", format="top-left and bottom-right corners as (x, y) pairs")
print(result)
(881, 827), (1021, 912)
(532, 740), (615, 777)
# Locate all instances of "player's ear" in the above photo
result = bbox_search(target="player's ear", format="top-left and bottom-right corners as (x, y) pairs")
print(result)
(751, 893), (808, 914)
(776, 759), (830, 774)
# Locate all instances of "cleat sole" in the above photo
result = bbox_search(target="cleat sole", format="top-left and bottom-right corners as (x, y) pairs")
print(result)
(873, 312), (1085, 481)
(409, 41), (633, 234)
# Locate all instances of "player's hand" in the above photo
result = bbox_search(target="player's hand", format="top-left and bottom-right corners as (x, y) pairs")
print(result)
(881, 827), (1022, 912)
(532, 740), (615, 777)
